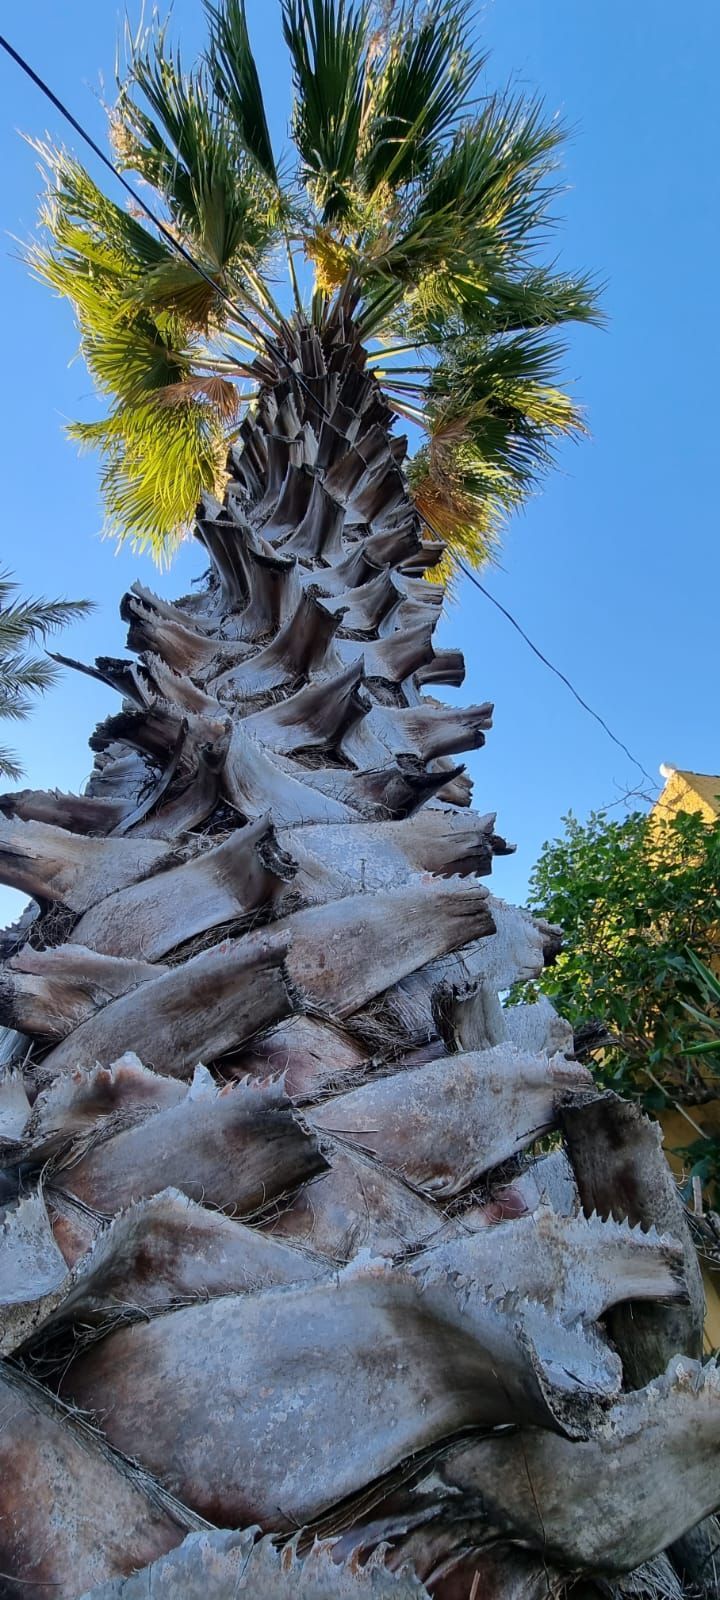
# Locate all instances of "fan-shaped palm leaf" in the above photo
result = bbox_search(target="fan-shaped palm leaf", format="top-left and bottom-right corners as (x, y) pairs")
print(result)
(283, 0), (369, 223)
(359, 2), (481, 195)
(69, 399), (227, 557)
(0, 573), (93, 779)
(205, 0), (278, 182)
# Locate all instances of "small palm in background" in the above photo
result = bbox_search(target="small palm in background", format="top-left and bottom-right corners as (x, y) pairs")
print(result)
(30, 0), (600, 566)
(0, 571), (91, 779)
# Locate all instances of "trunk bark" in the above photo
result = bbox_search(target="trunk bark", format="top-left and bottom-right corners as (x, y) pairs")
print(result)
(0, 304), (715, 1599)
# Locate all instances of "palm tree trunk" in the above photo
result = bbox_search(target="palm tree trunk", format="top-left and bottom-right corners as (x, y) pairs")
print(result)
(0, 305), (716, 1599)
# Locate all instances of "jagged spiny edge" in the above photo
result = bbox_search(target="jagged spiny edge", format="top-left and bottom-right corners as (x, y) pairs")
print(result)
(5, 1139), (684, 1338)
(43, 1066), (309, 1172)
(416, 1199), (685, 1259)
(6, 1184), (679, 1362)
(77, 1527), (432, 1598)
(4, 1204), (621, 1429)
(329, 1260), (624, 1428)
(405, 1204), (688, 1319)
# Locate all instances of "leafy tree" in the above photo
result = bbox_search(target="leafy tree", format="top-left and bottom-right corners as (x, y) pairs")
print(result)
(525, 805), (720, 1199)
(29, 0), (600, 562)
(0, 571), (92, 779)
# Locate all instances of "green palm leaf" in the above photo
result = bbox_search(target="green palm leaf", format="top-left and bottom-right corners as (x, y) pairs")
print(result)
(360, 3), (480, 196)
(205, 0), (278, 182)
(406, 331), (585, 570)
(0, 572), (93, 779)
(283, 0), (369, 222)
(116, 33), (280, 286)
(69, 400), (226, 557)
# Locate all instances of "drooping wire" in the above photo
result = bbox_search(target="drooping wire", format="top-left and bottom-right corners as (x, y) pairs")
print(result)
(456, 556), (657, 789)
(418, 499), (656, 787)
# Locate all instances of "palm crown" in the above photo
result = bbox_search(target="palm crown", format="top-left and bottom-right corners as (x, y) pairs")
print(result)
(32, 0), (599, 562)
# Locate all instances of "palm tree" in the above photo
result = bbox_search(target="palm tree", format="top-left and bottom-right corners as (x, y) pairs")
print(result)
(0, 4), (717, 1597)
(0, 571), (91, 779)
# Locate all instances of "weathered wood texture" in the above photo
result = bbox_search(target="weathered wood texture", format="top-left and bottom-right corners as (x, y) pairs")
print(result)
(0, 308), (716, 1600)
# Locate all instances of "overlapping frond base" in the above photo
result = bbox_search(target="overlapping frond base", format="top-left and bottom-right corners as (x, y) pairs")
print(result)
(0, 300), (717, 1599)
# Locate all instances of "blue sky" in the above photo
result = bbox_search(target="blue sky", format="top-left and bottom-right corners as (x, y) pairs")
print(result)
(0, 0), (718, 930)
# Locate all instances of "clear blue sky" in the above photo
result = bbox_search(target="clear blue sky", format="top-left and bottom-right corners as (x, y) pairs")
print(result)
(1, 0), (718, 931)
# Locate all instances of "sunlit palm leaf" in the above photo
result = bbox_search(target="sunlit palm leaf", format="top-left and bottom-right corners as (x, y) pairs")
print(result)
(69, 400), (226, 558)
(117, 34), (279, 287)
(361, 3), (480, 195)
(30, 143), (257, 560)
(405, 331), (585, 568)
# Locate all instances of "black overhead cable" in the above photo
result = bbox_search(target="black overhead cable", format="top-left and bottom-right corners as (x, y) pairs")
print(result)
(0, 32), (329, 415)
(456, 557), (657, 789)
(0, 34), (656, 789)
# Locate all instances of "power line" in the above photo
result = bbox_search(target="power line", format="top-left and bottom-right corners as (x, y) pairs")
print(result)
(418, 505), (656, 788)
(456, 556), (658, 789)
(0, 32), (328, 415)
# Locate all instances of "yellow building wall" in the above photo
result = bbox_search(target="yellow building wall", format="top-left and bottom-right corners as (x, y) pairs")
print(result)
(655, 766), (720, 826)
(653, 768), (720, 1350)
(660, 1108), (720, 1349)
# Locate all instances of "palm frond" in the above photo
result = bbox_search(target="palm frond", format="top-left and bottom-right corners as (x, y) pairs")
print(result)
(0, 572), (92, 779)
(404, 265), (601, 348)
(205, 0), (278, 182)
(0, 746), (24, 783)
(0, 575), (92, 644)
(467, 266), (602, 334)
(31, 142), (254, 555)
(69, 398), (226, 559)
(0, 655), (58, 716)
(406, 330), (584, 569)
(29, 0), (600, 566)
(32, 149), (197, 349)
(116, 30), (281, 291)
(408, 451), (500, 579)
(360, 3), (481, 195)
(33, 141), (170, 274)
(152, 373), (244, 420)
(361, 96), (567, 318)
(283, 0), (369, 223)
(427, 95), (565, 252)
